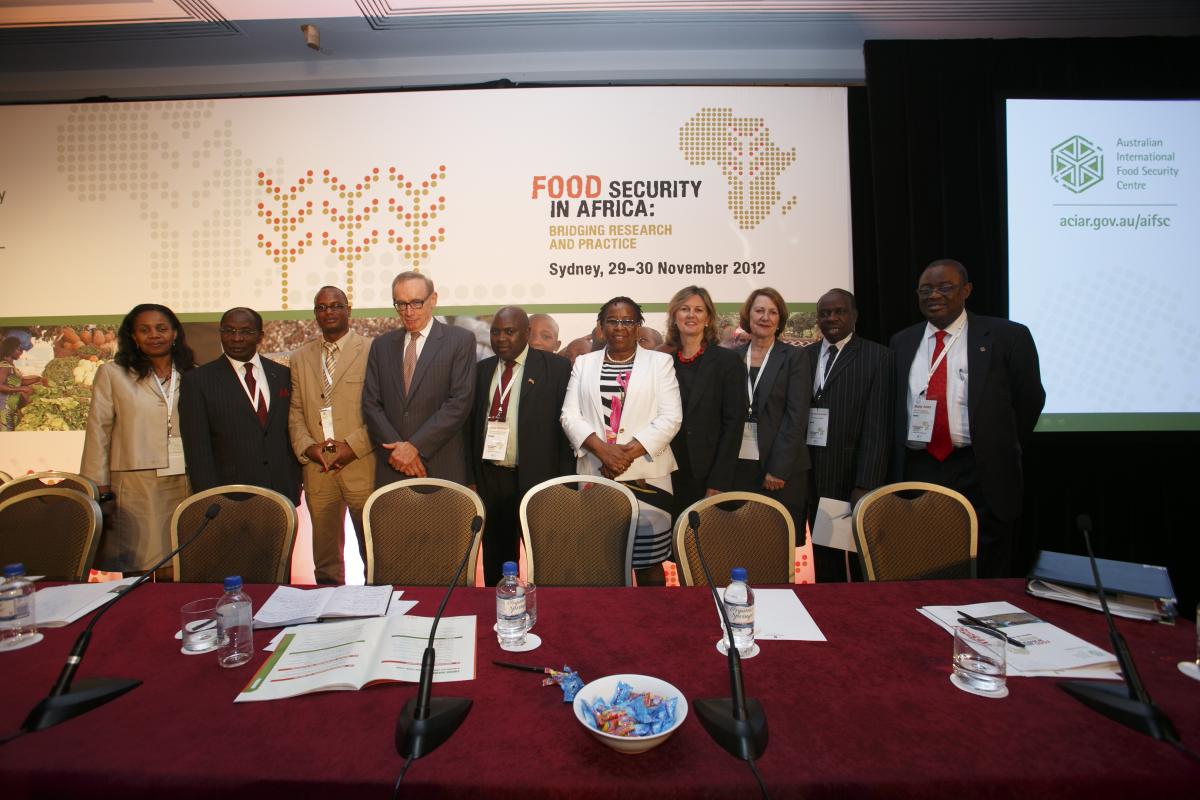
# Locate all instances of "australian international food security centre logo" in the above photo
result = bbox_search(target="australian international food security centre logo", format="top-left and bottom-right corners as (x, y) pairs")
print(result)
(1051, 135), (1103, 193)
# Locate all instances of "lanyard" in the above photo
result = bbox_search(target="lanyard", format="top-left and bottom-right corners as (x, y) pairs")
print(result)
(236, 361), (264, 409)
(745, 343), (773, 408)
(920, 324), (963, 397)
(153, 368), (178, 436)
(489, 362), (519, 421)
(814, 341), (844, 396)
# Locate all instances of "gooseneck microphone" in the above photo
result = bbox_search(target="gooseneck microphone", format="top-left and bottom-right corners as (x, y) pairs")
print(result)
(394, 514), (483, 762)
(687, 509), (769, 771)
(21, 503), (222, 734)
(1058, 514), (1178, 742)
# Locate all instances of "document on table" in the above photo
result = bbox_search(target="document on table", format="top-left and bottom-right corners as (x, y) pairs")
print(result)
(262, 590), (414, 651)
(33, 578), (138, 627)
(811, 497), (856, 553)
(918, 601), (1120, 679)
(237, 613), (476, 702)
(252, 584), (394, 629)
(717, 588), (826, 641)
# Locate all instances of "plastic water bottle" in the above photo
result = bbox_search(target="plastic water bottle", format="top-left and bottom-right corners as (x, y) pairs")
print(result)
(216, 575), (253, 668)
(495, 561), (527, 648)
(0, 563), (37, 646)
(723, 567), (755, 656)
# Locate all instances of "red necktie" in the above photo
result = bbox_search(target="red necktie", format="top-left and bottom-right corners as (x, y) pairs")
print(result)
(926, 330), (953, 461)
(488, 360), (515, 421)
(244, 362), (268, 428)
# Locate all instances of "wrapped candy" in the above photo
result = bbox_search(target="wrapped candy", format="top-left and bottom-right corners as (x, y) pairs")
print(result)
(542, 666), (584, 702)
(581, 681), (678, 737)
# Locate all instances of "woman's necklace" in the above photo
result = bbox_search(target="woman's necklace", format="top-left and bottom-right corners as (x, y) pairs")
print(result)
(604, 349), (636, 364)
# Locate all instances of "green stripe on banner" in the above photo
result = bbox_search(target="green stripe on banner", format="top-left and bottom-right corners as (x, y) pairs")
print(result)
(1035, 413), (1200, 432)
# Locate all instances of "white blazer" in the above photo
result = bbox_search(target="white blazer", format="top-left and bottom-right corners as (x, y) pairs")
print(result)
(560, 346), (682, 481)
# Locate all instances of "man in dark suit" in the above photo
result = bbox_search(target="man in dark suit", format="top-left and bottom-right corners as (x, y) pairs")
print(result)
(806, 288), (894, 582)
(179, 307), (301, 504)
(470, 306), (573, 585)
(890, 259), (1045, 578)
(362, 271), (476, 487)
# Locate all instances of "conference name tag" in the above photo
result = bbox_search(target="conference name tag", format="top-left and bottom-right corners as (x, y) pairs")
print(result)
(319, 407), (336, 442)
(738, 422), (760, 460)
(908, 399), (936, 443)
(806, 408), (830, 447)
(158, 437), (186, 476)
(482, 421), (510, 461)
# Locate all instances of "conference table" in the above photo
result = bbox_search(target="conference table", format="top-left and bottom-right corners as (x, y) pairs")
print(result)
(1, 579), (1197, 798)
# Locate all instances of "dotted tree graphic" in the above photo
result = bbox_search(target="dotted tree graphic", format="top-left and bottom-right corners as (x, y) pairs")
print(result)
(385, 166), (448, 269)
(255, 170), (318, 309)
(318, 168), (386, 304)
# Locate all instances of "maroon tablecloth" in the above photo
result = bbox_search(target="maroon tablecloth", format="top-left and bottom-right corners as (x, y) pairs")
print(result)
(0, 580), (1197, 798)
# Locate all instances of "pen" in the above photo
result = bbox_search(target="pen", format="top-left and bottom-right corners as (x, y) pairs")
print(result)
(956, 610), (1027, 648)
(492, 660), (549, 673)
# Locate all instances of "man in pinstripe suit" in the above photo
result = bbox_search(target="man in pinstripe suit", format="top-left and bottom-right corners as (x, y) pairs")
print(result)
(806, 289), (894, 582)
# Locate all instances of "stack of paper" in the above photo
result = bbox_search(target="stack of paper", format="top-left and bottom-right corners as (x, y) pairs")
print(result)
(252, 584), (393, 629)
(33, 578), (138, 627)
(918, 601), (1120, 680)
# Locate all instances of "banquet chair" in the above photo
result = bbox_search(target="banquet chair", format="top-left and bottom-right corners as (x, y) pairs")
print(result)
(0, 488), (103, 581)
(170, 485), (297, 583)
(852, 481), (978, 581)
(363, 478), (484, 586)
(520, 475), (637, 587)
(674, 492), (795, 586)
(0, 470), (11, 484)
(0, 470), (99, 504)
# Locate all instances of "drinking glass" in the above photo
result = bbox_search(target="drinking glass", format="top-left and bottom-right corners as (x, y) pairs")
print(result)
(952, 625), (1006, 694)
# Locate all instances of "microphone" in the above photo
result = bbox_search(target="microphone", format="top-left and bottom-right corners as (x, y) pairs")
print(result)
(1058, 514), (1178, 742)
(687, 509), (768, 762)
(395, 514), (483, 760)
(21, 503), (222, 733)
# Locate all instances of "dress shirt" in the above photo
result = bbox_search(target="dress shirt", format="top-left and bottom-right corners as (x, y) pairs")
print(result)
(906, 310), (969, 448)
(486, 345), (527, 468)
(406, 315), (434, 362)
(813, 332), (853, 396)
(226, 352), (270, 411)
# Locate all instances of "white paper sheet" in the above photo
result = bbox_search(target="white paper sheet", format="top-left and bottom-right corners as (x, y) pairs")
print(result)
(32, 578), (137, 627)
(717, 587), (826, 642)
(811, 497), (856, 552)
(262, 590), (412, 651)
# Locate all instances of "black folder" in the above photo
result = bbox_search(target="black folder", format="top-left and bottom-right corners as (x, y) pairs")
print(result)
(1026, 550), (1177, 623)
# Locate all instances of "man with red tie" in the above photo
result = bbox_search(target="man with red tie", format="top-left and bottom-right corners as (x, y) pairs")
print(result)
(470, 307), (573, 585)
(180, 307), (301, 504)
(890, 259), (1045, 578)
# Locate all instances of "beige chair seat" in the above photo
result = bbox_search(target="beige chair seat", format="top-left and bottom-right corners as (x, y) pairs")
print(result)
(852, 481), (978, 581)
(674, 492), (795, 587)
(363, 478), (484, 586)
(520, 475), (637, 587)
(171, 485), (298, 584)
(0, 488), (102, 582)
(0, 470), (99, 504)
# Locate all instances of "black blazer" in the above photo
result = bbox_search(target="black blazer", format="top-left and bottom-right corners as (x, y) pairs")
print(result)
(807, 335), (894, 502)
(470, 347), (573, 496)
(179, 355), (301, 504)
(670, 344), (748, 493)
(736, 341), (812, 505)
(890, 312), (1045, 521)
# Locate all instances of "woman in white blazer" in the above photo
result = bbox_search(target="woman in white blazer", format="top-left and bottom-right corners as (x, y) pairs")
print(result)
(560, 297), (682, 585)
(80, 304), (196, 574)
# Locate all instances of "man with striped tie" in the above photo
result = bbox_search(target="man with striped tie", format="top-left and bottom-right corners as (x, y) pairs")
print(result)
(288, 287), (376, 584)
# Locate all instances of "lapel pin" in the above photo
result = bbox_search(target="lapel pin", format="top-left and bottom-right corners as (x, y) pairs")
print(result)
(527, 378), (535, 385)
(979, 346), (986, 352)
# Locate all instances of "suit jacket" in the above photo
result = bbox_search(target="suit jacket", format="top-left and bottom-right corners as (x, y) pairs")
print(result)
(287, 330), (376, 492)
(560, 346), (682, 481)
(670, 344), (748, 493)
(179, 355), (301, 504)
(807, 335), (894, 502)
(80, 361), (184, 486)
(470, 347), (573, 496)
(361, 319), (476, 487)
(890, 312), (1045, 520)
(735, 341), (812, 504)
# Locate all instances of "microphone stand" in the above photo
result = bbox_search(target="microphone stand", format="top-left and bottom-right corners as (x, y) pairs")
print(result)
(395, 515), (482, 760)
(688, 510), (768, 762)
(21, 503), (223, 733)
(1058, 514), (1178, 742)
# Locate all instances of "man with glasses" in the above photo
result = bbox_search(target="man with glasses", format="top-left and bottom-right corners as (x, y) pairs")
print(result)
(179, 306), (301, 504)
(890, 259), (1045, 578)
(362, 271), (476, 487)
(288, 287), (375, 584)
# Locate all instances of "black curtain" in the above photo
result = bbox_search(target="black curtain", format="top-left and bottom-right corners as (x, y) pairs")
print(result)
(850, 37), (1200, 611)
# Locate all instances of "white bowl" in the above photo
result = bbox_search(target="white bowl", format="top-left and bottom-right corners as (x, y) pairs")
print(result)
(573, 673), (688, 754)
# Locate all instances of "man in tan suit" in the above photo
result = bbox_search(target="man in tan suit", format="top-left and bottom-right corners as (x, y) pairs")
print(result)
(288, 286), (376, 584)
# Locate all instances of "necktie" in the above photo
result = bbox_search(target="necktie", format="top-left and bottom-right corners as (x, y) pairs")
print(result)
(403, 331), (420, 392)
(822, 344), (838, 381)
(926, 330), (953, 461)
(244, 362), (268, 427)
(322, 341), (337, 402)
(488, 360), (516, 421)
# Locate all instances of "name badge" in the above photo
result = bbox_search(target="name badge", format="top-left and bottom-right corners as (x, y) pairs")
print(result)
(738, 422), (760, 460)
(908, 398), (936, 443)
(482, 420), (510, 461)
(319, 406), (336, 442)
(806, 408), (830, 447)
(158, 437), (187, 476)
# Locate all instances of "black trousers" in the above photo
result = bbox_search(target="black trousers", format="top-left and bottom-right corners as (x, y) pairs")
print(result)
(477, 461), (522, 587)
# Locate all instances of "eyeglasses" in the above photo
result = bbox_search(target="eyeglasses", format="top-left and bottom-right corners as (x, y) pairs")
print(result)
(219, 327), (259, 339)
(315, 303), (347, 313)
(916, 284), (962, 298)
(393, 296), (430, 312)
(603, 318), (639, 328)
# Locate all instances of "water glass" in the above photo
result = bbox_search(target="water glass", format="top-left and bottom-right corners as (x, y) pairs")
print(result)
(524, 581), (537, 631)
(952, 625), (1007, 694)
(181, 598), (222, 653)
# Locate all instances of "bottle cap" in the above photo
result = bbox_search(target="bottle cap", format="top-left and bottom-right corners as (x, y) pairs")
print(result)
(3, 563), (25, 578)
(501, 561), (518, 576)
(223, 575), (243, 591)
(731, 567), (747, 582)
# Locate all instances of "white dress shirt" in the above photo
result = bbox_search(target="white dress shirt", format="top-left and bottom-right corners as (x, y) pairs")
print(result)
(813, 331), (852, 396)
(906, 310), (970, 448)
(486, 344), (527, 468)
(406, 316), (435, 362)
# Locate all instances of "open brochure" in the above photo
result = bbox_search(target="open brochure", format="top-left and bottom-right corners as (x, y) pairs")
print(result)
(235, 614), (477, 702)
(33, 578), (138, 627)
(252, 584), (393, 629)
(918, 601), (1120, 680)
